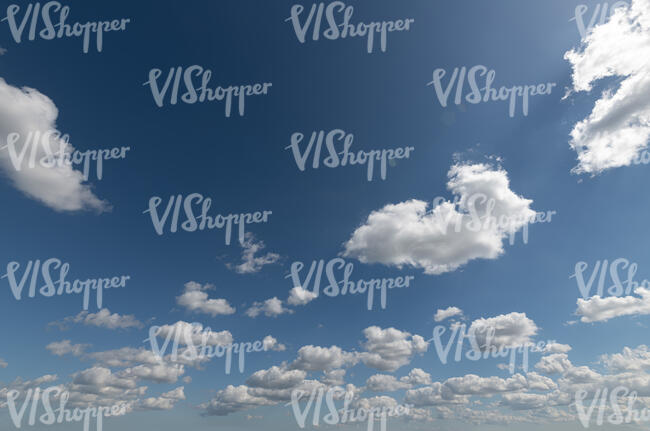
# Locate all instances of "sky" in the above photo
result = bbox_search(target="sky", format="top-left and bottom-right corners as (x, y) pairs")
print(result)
(1, 0), (650, 430)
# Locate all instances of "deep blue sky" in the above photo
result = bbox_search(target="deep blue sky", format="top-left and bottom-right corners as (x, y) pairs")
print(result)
(1, 1), (649, 430)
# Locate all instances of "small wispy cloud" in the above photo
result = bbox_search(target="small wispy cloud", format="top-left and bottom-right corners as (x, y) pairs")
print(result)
(227, 233), (280, 274)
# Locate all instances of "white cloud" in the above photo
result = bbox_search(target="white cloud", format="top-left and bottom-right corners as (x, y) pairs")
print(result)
(290, 345), (358, 371)
(500, 392), (549, 410)
(246, 297), (292, 318)
(287, 286), (317, 306)
(50, 309), (142, 330)
(434, 306), (463, 322)
(0, 77), (109, 212)
(0, 358), (7, 368)
(468, 312), (539, 349)
(119, 363), (185, 384)
(366, 374), (411, 392)
(262, 335), (286, 352)
(535, 354), (573, 375)
(228, 233), (280, 274)
(443, 374), (529, 395)
(564, 0), (650, 175)
(400, 368), (432, 386)
(71, 366), (137, 392)
(360, 326), (428, 372)
(601, 345), (650, 371)
(139, 386), (185, 410)
(576, 287), (650, 322)
(176, 282), (235, 317)
(342, 162), (536, 274)
(542, 343), (572, 354)
(199, 385), (275, 416)
(404, 382), (467, 407)
(245, 366), (306, 389)
(154, 321), (233, 346)
(46, 340), (88, 357)
(321, 369), (346, 386)
(86, 347), (160, 368)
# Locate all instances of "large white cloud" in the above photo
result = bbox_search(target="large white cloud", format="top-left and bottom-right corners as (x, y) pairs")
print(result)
(0, 77), (108, 211)
(342, 162), (536, 274)
(565, 0), (650, 174)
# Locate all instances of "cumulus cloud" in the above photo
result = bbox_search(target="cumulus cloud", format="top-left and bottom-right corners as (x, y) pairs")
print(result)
(176, 282), (235, 317)
(199, 385), (275, 416)
(227, 233), (280, 274)
(542, 342), (572, 354)
(46, 340), (89, 357)
(119, 363), (185, 384)
(342, 162), (536, 274)
(245, 297), (292, 318)
(287, 286), (317, 306)
(0, 358), (7, 368)
(434, 306), (463, 322)
(360, 326), (428, 372)
(565, 0), (650, 174)
(139, 386), (185, 410)
(601, 345), (650, 372)
(321, 369), (346, 386)
(86, 347), (160, 368)
(467, 312), (539, 349)
(246, 366), (306, 389)
(153, 321), (233, 347)
(262, 335), (286, 352)
(576, 287), (650, 322)
(535, 354), (574, 374)
(49, 309), (143, 330)
(0, 77), (109, 211)
(290, 345), (358, 371)
(400, 368), (432, 386)
(404, 382), (468, 407)
(366, 374), (411, 392)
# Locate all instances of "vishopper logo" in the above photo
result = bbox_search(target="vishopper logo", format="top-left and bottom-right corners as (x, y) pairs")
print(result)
(286, 387), (412, 431)
(428, 323), (553, 374)
(6, 386), (127, 431)
(571, 2), (629, 39)
(1, 1), (130, 53)
(429, 192), (556, 245)
(0, 131), (130, 181)
(287, 258), (415, 311)
(1, 258), (130, 311)
(286, 129), (415, 182)
(574, 386), (650, 427)
(571, 258), (649, 299)
(144, 322), (268, 374)
(286, 2), (415, 54)
(143, 193), (272, 245)
(427, 65), (557, 118)
(143, 65), (272, 117)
